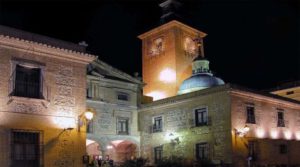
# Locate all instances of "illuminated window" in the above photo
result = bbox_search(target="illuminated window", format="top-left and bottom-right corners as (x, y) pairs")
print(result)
(196, 143), (209, 160)
(246, 106), (255, 124)
(195, 108), (208, 126)
(277, 110), (285, 127)
(154, 146), (163, 163)
(117, 117), (129, 135)
(153, 116), (163, 133)
(279, 144), (288, 154)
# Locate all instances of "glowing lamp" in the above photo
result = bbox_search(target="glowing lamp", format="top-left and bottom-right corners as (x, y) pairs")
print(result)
(270, 130), (279, 139)
(284, 131), (292, 140)
(256, 128), (265, 138)
(159, 68), (176, 83)
(85, 111), (94, 120)
(243, 125), (250, 132)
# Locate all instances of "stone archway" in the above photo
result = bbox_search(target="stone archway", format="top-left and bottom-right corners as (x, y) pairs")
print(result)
(106, 140), (138, 165)
(86, 139), (101, 159)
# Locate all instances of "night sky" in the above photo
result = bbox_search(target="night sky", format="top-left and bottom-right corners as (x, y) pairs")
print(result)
(1, 0), (299, 90)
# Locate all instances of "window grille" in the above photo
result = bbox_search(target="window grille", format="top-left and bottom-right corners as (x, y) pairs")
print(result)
(11, 129), (43, 167)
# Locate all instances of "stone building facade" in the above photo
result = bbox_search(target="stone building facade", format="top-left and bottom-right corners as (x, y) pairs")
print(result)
(0, 26), (95, 167)
(138, 20), (300, 166)
(138, 85), (300, 166)
(86, 59), (143, 164)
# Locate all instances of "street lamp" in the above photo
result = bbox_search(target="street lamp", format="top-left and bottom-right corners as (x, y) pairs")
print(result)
(78, 108), (95, 132)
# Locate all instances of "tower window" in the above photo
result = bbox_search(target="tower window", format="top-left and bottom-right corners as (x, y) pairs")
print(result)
(246, 106), (255, 124)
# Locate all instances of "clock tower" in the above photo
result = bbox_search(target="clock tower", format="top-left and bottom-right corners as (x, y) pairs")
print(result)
(138, 20), (207, 100)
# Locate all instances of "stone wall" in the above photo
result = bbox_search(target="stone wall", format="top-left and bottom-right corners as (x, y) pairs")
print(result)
(230, 92), (300, 166)
(139, 90), (232, 165)
(0, 43), (89, 167)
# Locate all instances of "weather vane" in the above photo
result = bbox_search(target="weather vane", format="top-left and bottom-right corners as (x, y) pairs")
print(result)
(159, 0), (182, 24)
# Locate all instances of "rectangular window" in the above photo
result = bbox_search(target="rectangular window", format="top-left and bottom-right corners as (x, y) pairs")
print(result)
(117, 118), (129, 135)
(87, 120), (93, 133)
(117, 93), (129, 101)
(154, 146), (163, 163)
(196, 143), (209, 160)
(279, 144), (288, 154)
(195, 108), (208, 126)
(246, 106), (256, 124)
(14, 65), (41, 98)
(286, 91), (294, 95)
(153, 116), (163, 133)
(11, 130), (43, 167)
(277, 111), (285, 127)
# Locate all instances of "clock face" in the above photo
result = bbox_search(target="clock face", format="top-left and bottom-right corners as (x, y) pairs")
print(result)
(149, 37), (164, 56)
(184, 36), (197, 55)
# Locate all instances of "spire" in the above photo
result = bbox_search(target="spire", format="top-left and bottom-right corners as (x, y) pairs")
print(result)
(159, 0), (183, 24)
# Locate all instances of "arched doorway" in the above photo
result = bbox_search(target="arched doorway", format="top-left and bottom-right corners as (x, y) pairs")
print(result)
(86, 139), (101, 160)
(106, 140), (137, 165)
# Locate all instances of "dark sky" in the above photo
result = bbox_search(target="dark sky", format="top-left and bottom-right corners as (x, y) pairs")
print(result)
(0, 0), (299, 90)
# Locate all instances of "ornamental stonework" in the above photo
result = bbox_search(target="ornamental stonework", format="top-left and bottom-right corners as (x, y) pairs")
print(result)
(14, 102), (44, 113)
(58, 86), (73, 96)
(55, 76), (76, 86)
(54, 95), (75, 107)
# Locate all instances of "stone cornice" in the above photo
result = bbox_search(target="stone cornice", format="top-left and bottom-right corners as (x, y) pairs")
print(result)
(229, 89), (300, 109)
(138, 20), (207, 39)
(140, 84), (230, 111)
(0, 35), (96, 64)
(140, 84), (300, 111)
(93, 59), (144, 85)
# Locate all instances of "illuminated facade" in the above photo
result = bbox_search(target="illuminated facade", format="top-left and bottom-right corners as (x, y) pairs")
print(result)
(271, 81), (300, 102)
(86, 59), (143, 165)
(0, 26), (95, 167)
(138, 21), (300, 166)
(138, 20), (207, 100)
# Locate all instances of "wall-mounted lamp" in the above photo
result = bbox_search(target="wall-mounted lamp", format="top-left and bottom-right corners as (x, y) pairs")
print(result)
(169, 133), (180, 144)
(78, 108), (95, 132)
(235, 125), (250, 137)
(64, 127), (74, 131)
